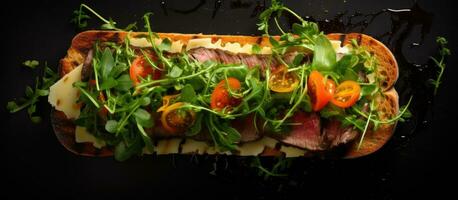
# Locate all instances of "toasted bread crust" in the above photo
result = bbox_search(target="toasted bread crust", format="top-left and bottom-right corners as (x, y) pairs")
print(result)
(53, 31), (399, 158)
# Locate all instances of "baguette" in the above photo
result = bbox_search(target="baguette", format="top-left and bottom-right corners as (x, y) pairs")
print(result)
(51, 31), (399, 159)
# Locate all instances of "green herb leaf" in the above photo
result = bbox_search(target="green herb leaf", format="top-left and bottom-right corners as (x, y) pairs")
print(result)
(141, 97), (151, 106)
(23, 60), (39, 69)
(335, 55), (359, 75)
(252, 44), (262, 54)
(342, 68), (359, 81)
(158, 38), (172, 52)
(136, 122), (154, 153)
(100, 48), (114, 80)
(360, 84), (377, 97)
(292, 53), (304, 66)
(179, 84), (197, 104)
(105, 120), (118, 133)
(169, 66), (183, 78)
(25, 86), (34, 97)
(430, 36), (450, 95)
(6, 101), (18, 112)
(186, 113), (202, 136)
(312, 35), (336, 71)
(124, 22), (138, 31)
(114, 136), (143, 161)
(115, 74), (133, 91)
(135, 108), (153, 128)
(320, 104), (345, 119)
(99, 77), (118, 90)
(30, 116), (42, 123)
(133, 108), (151, 121)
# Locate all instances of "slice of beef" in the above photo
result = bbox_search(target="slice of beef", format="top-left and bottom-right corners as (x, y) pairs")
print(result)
(282, 51), (311, 66)
(276, 112), (324, 151)
(188, 47), (221, 63)
(231, 114), (263, 143)
(188, 47), (280, 72)
(323, 120), (358, 148)
(81, 49), (94, 81)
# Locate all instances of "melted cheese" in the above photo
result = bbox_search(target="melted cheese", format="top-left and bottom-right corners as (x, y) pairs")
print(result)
(48, 64), (82, 119)
(75, 126), (106, 148)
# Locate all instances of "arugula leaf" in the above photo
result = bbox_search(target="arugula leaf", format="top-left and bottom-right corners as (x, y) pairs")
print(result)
(312, 35), (336, 71)
(100, 48), (114, 80)
(70, 9), (90, 29)
(342, 68), (358, 81)
(360, 84), (378, 97)
(186, 113), (203, 136)
(134, 108), (153, 128)
(207, 115), (241, 151)
(225, 66), (248, 81)
(114, 135), (143, 161)
(158, 38), (172, 52)
(320, 104), (345, 119)
(71, 4), (137, 31)
(22, 60), (39, 69)
(99, 77), (118, 90)
(136, 122), (154, 153)
(115, 74), (133, 91)
(430, 36), (450, 95)
(169, 66), (183, 78)
(252, 44), (262, 54)
(178, 84), (197, 104)
(335, 54), (359, 75)
(124, 22), (138, 31)
(100, 18), (118, 30)
(105, 120), (119, 133)
(7, 62), (58, 123)
(251, 157), (291, 180)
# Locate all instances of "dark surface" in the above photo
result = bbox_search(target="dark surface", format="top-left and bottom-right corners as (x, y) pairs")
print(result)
(1, 0), (457, 199)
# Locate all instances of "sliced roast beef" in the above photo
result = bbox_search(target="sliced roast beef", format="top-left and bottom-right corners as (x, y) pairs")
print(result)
(276, 112), (324, 151)
(188, 47), (221, 63)
(231, 114), (262, 143)
(81, 49), (94, 81)
(323, 120), (358, 148)
(188, 47), (281, 71)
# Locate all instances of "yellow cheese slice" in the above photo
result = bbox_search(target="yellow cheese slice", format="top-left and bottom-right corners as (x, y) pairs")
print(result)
(75, 126), (106, 149)
(48, 64), (83, 119)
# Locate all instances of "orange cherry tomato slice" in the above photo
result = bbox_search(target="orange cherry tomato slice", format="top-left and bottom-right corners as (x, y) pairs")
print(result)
(129, 55), (162, 85)
(331, 80), (361, 108)
(325, 79), (336, 100)
(160, 102), (196, 133)
(308, 70), (334, 111)
(269, 69), (299, 93)
(210, 77), (242, 111)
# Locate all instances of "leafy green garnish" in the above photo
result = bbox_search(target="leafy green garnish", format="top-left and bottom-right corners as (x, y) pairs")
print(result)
(430, 36), (450, 95)
(251, 157), (292, 180)
(312, 35), (337, 71)
(71, 4), (137, 31)
(22, 60), (39, 69)
(7, 62), (58, 123)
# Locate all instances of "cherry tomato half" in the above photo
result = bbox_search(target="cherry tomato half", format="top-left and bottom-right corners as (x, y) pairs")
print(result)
(129, 55), (162, 85)
(331, 80), (361, 108)
(269, 69), (299, 93)
(160, 102), (196, 133)
(307, 70), (335, 111)
(210, 77), (242, 111)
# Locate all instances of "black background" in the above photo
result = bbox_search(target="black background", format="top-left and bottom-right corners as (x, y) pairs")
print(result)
(1, 0), (457, 199)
